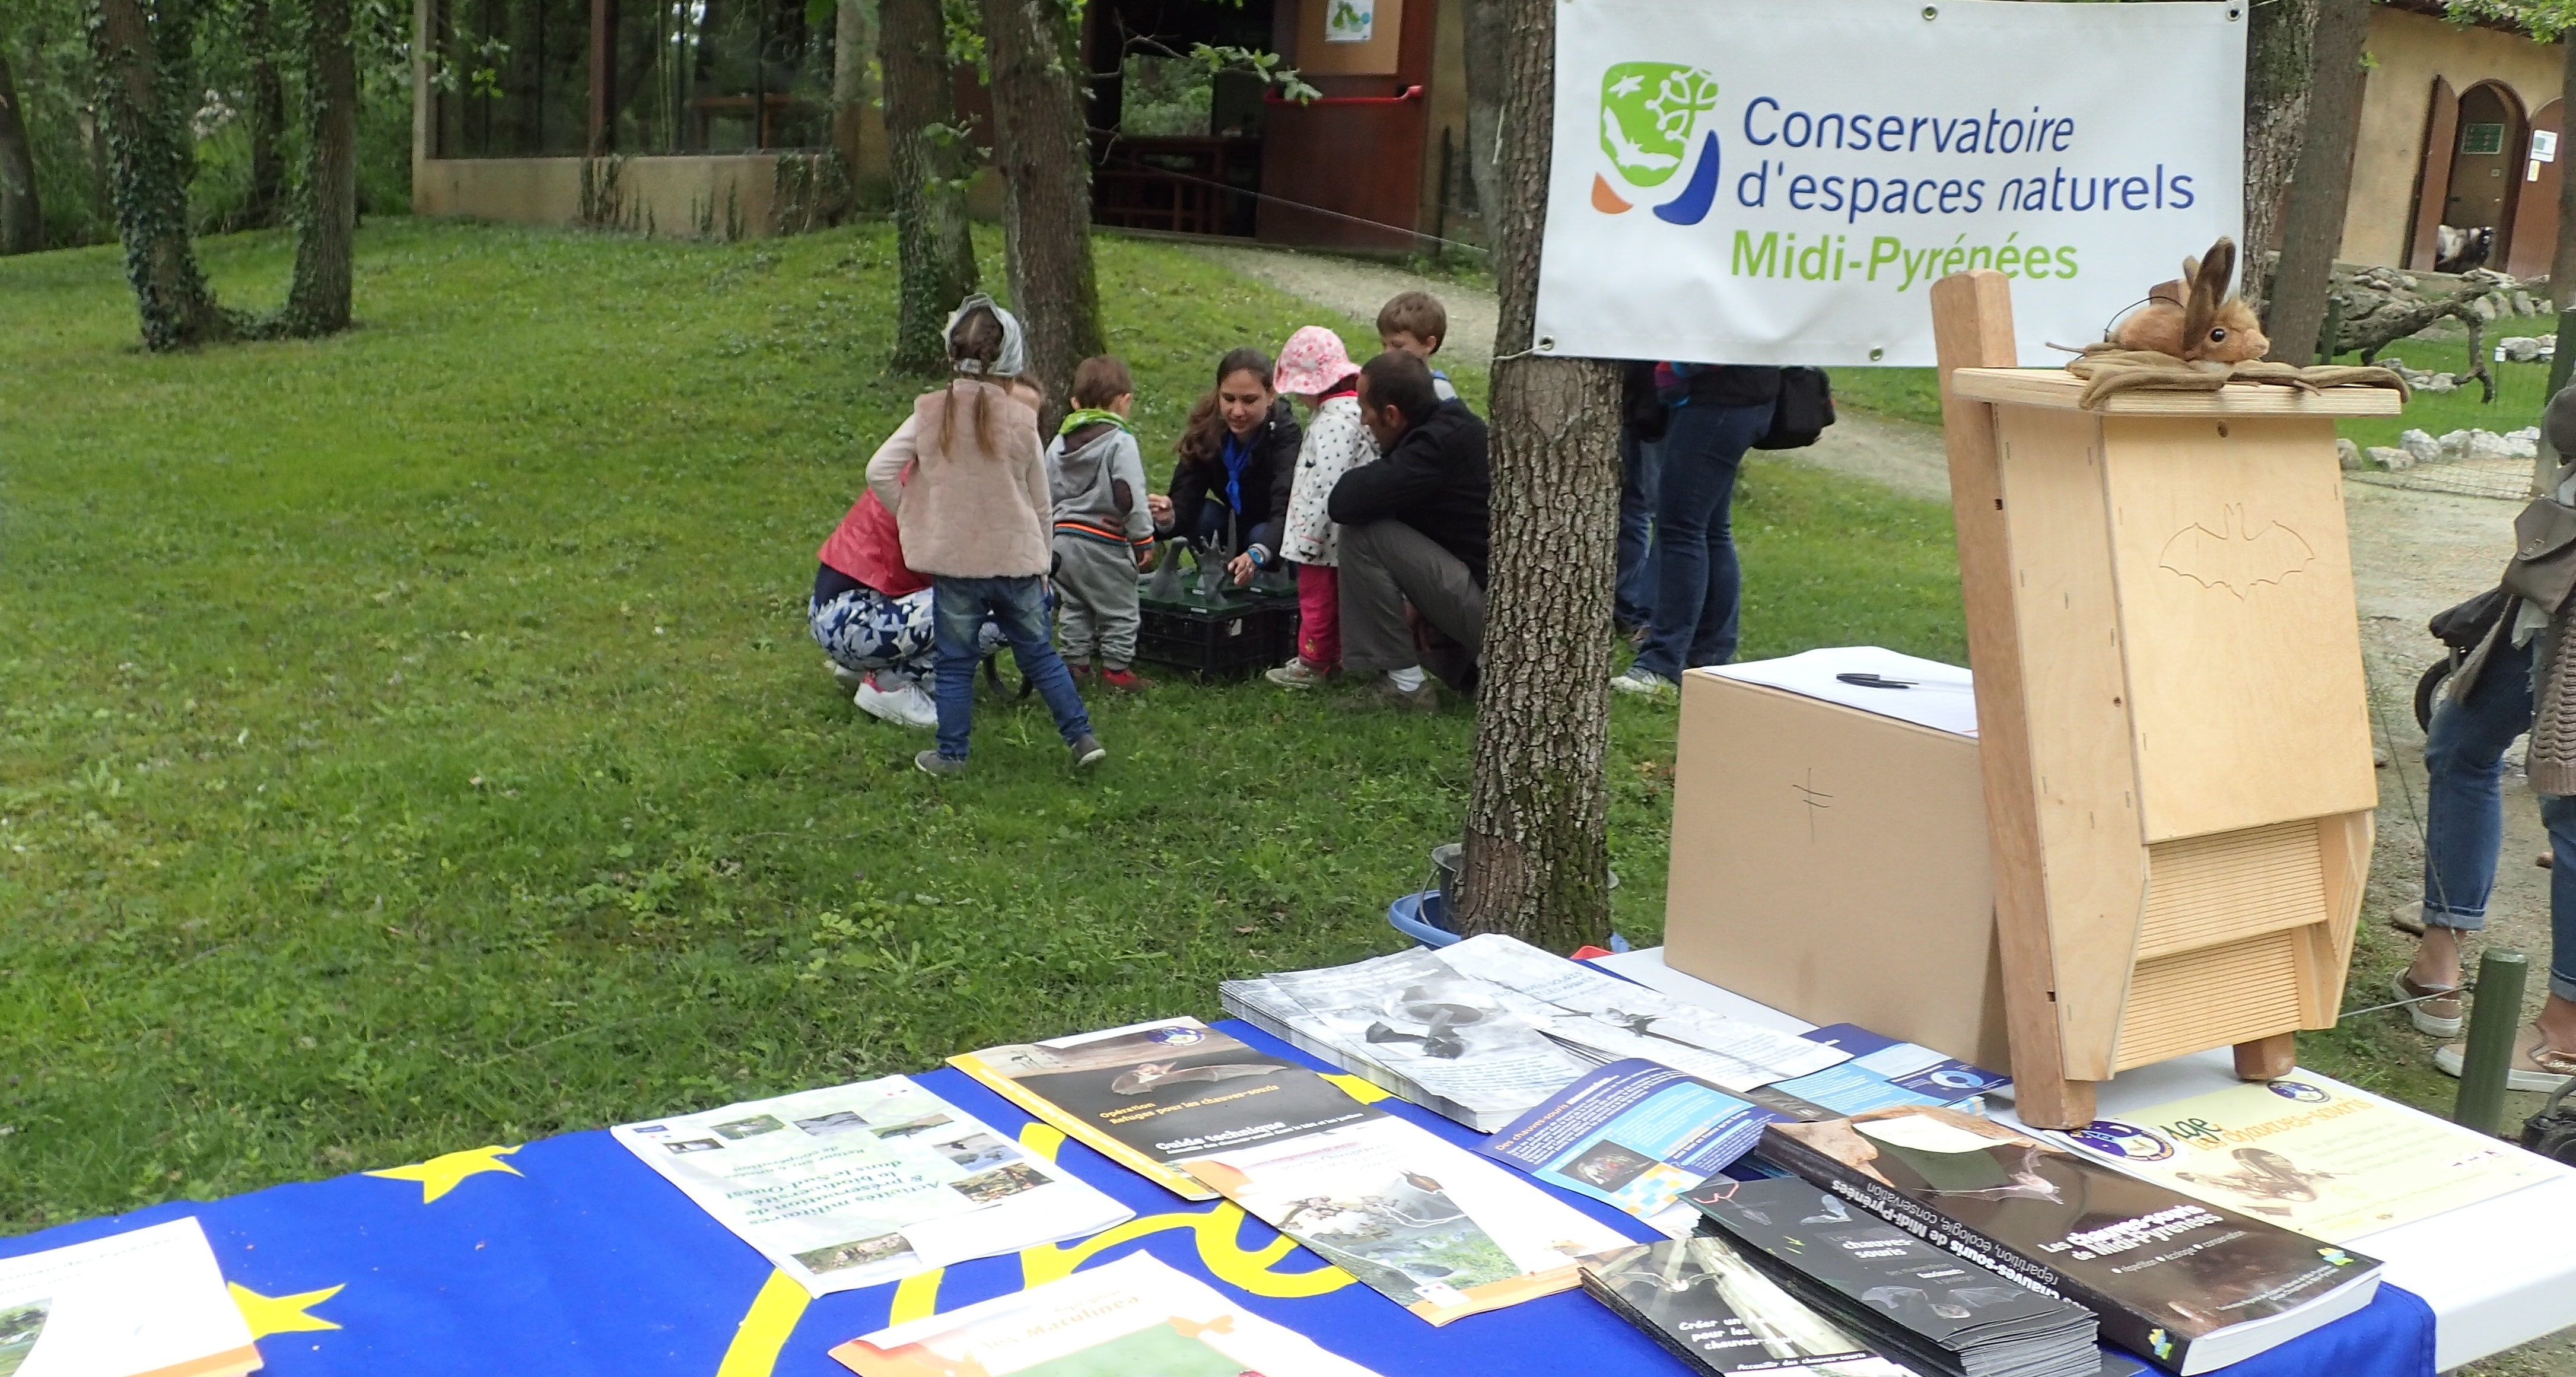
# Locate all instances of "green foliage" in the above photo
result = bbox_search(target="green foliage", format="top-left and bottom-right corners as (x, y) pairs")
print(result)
(0, 218), (1966, 1231)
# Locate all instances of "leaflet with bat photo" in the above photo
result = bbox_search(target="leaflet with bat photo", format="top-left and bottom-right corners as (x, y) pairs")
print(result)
(1178, 1114), (1634, 1325)
(947, 1017), (1381, 1200)
(1246, 947), (1591, 1129)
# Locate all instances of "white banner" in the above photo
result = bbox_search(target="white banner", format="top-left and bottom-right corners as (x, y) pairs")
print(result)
(1534, 0), (2246, 367)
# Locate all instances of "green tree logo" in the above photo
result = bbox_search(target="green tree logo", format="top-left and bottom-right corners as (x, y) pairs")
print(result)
(1598, 63), (1719, 190)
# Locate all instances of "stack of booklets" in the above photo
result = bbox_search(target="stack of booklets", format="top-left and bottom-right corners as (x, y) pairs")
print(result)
(1757, 1106), (2385, 1374)
(1221, 947), (1590, 1130)
(949, 1017), (1631, 1324)
(1685, 1176), (2101, 1377)
(1222, 935), (1851, 1130)
(1480, 1058), (1778, 1236)
(1579, 1234), (1922, 1377)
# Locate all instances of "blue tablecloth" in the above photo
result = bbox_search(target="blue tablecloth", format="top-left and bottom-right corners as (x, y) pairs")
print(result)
(0, 1023), (2434, 1377)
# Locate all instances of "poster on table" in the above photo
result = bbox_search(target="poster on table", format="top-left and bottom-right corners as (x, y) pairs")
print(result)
(1534, 0), (2246, 366)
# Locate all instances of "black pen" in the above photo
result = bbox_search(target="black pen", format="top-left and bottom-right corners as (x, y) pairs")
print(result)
(1836, 672), (1916, 689)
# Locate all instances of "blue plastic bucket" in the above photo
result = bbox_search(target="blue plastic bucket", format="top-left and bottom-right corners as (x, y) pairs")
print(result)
(1386, 890), (1629, 953)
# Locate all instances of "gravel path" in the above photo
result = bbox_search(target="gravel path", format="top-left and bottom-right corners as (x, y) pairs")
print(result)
(1180, 243), (1500, 365)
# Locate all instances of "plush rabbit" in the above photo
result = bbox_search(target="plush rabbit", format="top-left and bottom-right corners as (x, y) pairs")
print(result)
(2112, 237), (2269, 364)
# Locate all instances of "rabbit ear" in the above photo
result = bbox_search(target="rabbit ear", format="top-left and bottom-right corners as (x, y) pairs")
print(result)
(2199, 238), (2238, 302)
(2182, 260), (2216, 352)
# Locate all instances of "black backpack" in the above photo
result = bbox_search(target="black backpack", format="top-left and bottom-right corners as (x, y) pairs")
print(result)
(1753, 366), (1834, 450)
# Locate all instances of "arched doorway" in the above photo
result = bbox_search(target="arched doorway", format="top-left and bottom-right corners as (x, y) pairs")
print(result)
(2407, 77), (2457, 272)
(2441, 81), (2529, 269)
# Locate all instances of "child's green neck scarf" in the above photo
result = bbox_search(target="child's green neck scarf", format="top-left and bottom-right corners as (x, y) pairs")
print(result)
(1058, 408), (1129, 437)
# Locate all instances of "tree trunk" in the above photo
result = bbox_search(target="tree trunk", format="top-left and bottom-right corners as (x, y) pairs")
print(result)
(2240, 0), (2319, 314)
(978, 0), (1104, 430)
(2542, 36), (2576, 487)
(242, 0), (285, 228)
(879, 0), (980, 371)
(2262, 0), (2368, 364)
(1452, 0), (1621, 950)
(281, 0), (357, 335)
(87, 0), (230, 349)
(1458, 0), (1503, 237)
(0, 50), (42, 255)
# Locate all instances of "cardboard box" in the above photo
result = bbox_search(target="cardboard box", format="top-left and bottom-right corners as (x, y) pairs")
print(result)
(1662, 667), (2011, 1071)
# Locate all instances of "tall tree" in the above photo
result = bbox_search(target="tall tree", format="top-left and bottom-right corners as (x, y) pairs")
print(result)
(241, 0), (285, 228)
(278, 0), (357, 335)
(2241, 0), (2320, 313)
(879, 0), (979, 370)
(1451, 0), (1623, 949)
(87, 0), (230, 349)
(0, 49), (41, 253)
(978, 0), (1103, 427)
(2263, 0), (2370, 364)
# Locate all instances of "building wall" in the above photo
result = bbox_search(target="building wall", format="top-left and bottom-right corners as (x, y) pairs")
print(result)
(414, 155), (786, 238)
(2342, 5), (2565, 267)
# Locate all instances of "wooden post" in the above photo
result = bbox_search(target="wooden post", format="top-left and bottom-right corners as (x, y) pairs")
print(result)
(2232, 1032), (2298, 1080)
(1930, 270), (2097, 1131)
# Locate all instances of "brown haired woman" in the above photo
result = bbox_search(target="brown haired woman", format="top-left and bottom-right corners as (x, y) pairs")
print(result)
(1147, 347), (1302, 583)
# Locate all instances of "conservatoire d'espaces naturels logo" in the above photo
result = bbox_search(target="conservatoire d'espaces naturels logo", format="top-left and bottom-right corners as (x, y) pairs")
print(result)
(1594, 62), (1722, 225)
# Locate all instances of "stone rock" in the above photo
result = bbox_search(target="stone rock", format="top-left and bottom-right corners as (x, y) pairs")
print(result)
(2368, 446), (2415, 470)
(2514, 291), (2539, 317)
(2421, 373), (2460, 394)
(2399, 428), (2442, 466)
(2463, 429), (2518, 463)
(2337, 437), (2362, 470)
(2437, 428), (2475, 462)
(2505, 428), (2542, 462)
(2504, 336), (2546, 362)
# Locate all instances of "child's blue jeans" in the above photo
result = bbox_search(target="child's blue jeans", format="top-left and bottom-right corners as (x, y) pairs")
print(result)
(931, 575), (1093, 762)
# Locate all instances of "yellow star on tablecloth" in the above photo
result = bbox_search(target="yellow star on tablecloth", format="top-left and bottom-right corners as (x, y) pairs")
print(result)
(364, 1144), (523, 1203)
(230, 1281), (344, 1337)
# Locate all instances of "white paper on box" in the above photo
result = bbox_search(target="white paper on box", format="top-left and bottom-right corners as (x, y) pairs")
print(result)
(0, 1216), (259, 1377)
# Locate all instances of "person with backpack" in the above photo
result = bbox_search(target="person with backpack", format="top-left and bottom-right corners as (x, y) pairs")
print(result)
(1610, 362), (1782, 698)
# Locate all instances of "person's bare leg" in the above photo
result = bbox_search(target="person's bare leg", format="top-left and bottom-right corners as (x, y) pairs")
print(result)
(2409, 924), (2462, 990)
(2540, 994), (2576, 1054)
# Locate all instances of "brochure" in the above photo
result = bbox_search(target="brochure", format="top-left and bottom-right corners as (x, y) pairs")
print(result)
(2038, 1071), (2568, 1242)
(1480, 1058), (1776, 1236)
(0, 1217), (260, 1377)
(1763, 1024), (2012, 1117)
(612, 1076), (1133, 1295)
(1579, 1236), (1919, 1376)
(1759, 1107), (2383, 1374)
(1438, 933), (1850, 1092)
(1179, 1113), (1636, 1325)
(1685, 1176), (2101, 1377)
(949, 1017), (1381, 1200)
(829, 1251), (1387, 1377)
(1230, 947), (1590, 1130)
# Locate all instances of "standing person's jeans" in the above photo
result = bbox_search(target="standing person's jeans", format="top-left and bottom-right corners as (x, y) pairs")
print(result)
(930, 575), (1093, 762)
(1615, 428), (1663, 630)
(1633, 399), (1774, 682)
(2422, 636), (2534, 934)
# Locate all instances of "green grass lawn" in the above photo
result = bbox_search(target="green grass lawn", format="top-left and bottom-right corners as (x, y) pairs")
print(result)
(0, 217), (1968, 1234)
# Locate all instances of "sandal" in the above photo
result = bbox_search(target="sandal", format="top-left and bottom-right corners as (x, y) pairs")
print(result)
(2435, 1024), (2576, 1092)
(2391, 971), (2462, 1038)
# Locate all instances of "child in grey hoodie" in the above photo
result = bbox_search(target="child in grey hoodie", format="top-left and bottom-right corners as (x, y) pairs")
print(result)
(1047, 355), (1156, 690)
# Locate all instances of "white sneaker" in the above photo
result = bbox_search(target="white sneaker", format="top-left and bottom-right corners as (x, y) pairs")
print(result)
(856, 675), (939, 729)
(1265, 657), (1330, 689)
(826, 658), (868, 692)
(1610, 668), (1677, 698)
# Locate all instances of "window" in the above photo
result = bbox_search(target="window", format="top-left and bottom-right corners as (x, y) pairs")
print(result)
(432, 0), (835, 158)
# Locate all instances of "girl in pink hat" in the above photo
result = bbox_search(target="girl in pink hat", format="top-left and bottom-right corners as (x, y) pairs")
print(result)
(1264, 326), (1377, 689)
